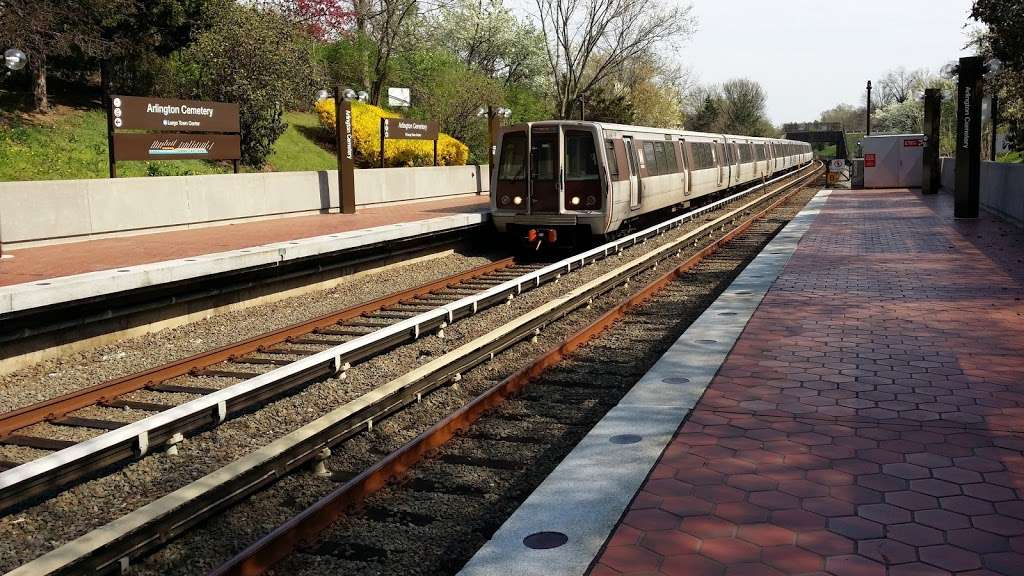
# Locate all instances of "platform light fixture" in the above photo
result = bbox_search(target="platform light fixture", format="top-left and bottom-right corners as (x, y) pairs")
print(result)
(4, 48), (26, 71)
(314, 89), (330, 102)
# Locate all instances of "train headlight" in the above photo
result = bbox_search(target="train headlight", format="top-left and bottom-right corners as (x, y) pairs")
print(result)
(570, 196), (580, 206)
(513, 196), (523, 206)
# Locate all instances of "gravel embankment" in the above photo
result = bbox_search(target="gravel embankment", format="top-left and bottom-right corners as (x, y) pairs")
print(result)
(0, 175), (817, 573)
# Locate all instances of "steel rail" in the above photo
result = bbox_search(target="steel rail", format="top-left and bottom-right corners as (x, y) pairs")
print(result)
(0, 258), (518, 439)
(3, 162), (821, 576)
(209, 162), (823, 576)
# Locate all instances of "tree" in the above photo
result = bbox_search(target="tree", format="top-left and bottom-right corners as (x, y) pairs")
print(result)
(684, 86), (723, 132)
(256, 0), (355, 40)
(873, 99), (924, 134)
(586, 53), (689, 127)
(971, 0), (1024, 153)
(719, 78), (773, 136)
(532, 0), (695, 119)
(428, 0), (546, 88)
(820, 103), (866, 132)
(174, 3), (323, 167)
(876, 67), (926, 106)
(0, 0), (121, 111)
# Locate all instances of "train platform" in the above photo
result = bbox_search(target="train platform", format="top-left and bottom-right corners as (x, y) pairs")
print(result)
(0, 195), (488, 315)
(461, 188), (1024, 576)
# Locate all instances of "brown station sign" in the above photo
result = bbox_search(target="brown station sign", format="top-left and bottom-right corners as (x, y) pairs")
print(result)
(112, 133), (242, 161)
(382, 118), (439, 140)
(112, 95), (240, 133)
(106, 94), (242, 177)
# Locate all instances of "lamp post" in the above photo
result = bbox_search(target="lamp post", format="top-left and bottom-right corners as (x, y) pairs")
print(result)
(478, 106), (512, 168)
(323, 87), (369, 215)
(865, 80), (872, 136)
(1, 48), (27, 260)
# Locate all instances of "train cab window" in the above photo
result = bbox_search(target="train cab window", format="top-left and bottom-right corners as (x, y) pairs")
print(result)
(497, 132), (527, 181)
(604, 139), (619, 179)
(531, 133), (557, 181)
(564, 130), (599, 181)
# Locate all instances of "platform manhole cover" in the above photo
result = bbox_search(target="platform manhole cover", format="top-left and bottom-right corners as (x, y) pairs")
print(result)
(719, 312), (737, 316)
(610, 434), (643, 444)
(523, 532), (568, 549)
(696, 339), (718, 344)
(663, 377), (690, 384)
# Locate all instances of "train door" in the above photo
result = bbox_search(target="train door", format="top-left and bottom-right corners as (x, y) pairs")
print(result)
(716, 139), (724, 186)
(733, 142), (742, 183)
(622, 136), (641, 209)
(678, 138), (690, 195)
(529, 125), (560, 213)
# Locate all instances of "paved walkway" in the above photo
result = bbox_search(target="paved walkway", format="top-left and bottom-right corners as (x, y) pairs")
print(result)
(590, 189), (1024, 576)
(0, 195), (487, 287)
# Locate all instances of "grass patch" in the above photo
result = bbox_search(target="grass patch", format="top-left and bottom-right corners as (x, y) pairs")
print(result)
(266, 111), (335, 172)
(997, 150), (1023, 163)
(0, 106), (335, 181)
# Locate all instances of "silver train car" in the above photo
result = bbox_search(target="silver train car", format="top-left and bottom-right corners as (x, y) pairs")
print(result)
(490, 121), (813, 246)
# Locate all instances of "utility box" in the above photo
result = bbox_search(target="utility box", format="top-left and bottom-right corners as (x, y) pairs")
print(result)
(862, 134), (925, 188)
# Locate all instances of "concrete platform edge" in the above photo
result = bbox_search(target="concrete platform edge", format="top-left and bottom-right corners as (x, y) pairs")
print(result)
(0, 212), (488, 315)
(457, 189), (832, 576)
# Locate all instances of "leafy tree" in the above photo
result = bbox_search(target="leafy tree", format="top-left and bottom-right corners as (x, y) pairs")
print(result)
(685, 87), (723, 133)
(720, 78), (773, 136)
(532, 0), (695, 119)
(173, 3), (324, 167)
(971, 0), (1024, 152)
(873, 99), (923, 134)
(820, 103), (867, 132)
(427, 0), (546, 88)
(586, 53), (689, 128)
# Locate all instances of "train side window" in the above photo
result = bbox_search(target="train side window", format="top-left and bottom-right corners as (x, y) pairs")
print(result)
(642, 141), (657, 175)
(664, 143), (678, 173)
(564, 130), (599, 181)
(653, 142), (670, 175)
(497, 132), (527, 181)
(604, 140), (619, 179)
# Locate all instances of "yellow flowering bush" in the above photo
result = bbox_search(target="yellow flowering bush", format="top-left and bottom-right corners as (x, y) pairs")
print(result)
(315, 99), (469, 167)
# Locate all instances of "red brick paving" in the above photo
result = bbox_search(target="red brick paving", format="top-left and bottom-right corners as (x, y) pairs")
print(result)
(590, 189), (1024, 575)
(0, 195), (487, 287)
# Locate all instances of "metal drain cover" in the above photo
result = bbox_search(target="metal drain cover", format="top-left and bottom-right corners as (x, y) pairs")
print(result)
(523, 531), (569, 549)
(610, 434), (643, 444)
(663, 377), (691, 384)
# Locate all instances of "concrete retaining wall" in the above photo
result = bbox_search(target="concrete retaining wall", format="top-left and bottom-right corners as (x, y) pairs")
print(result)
(939, 157), (1023, 228)
(0, 165), (488, 247)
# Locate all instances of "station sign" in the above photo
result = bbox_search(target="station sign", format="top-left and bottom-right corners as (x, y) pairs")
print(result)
(379, 117), (442, 167)
(829, 159), (845, 172)
(382, 118), (439, 141)
(111, 95), (240, 133)
(112, 133), (242, 161)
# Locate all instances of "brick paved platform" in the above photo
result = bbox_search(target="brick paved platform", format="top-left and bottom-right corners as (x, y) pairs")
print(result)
(591, 189), (1024, 576)
(0, 195), (487, 287)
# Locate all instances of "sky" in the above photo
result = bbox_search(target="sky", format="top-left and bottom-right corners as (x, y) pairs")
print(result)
(677, 0), (979, 124)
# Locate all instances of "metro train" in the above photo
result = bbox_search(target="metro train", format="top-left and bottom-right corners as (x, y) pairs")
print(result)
(490, 121), (814, 247)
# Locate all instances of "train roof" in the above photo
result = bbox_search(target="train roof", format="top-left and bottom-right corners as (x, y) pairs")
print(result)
(520, 120), (809, 145)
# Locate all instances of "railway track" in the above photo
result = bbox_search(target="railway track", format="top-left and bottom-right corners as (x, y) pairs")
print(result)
(1, 162), (821, 575)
